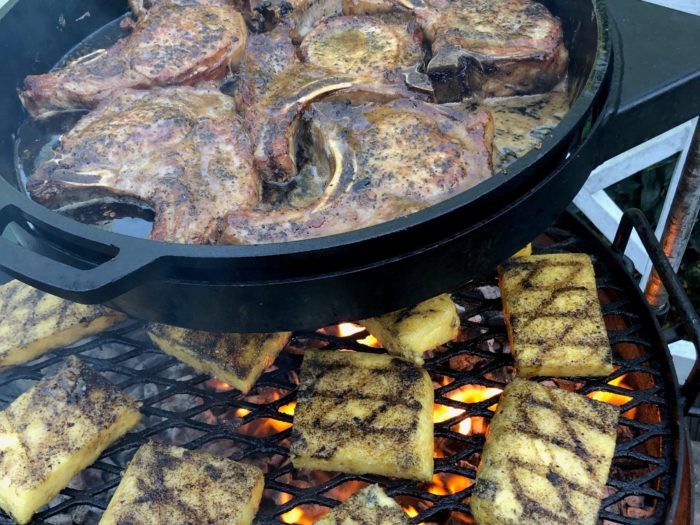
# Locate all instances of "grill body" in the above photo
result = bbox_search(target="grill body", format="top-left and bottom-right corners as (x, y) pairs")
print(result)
(0, 212), (688, 524)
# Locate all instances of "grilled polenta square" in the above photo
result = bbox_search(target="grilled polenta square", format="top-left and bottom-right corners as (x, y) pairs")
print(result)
(317, 484), (410, 525)
(0, 356), (140, 525)
(513, 243), (533, 257)
(472, 379), (618, 525)
(147, 324), (290, 394)
(499, 253), (613, 377)
(100, 441), (264, 525)
(362, 294), (459, 365)
(0, 280), (126, 368)
(290, 350), (434, 481)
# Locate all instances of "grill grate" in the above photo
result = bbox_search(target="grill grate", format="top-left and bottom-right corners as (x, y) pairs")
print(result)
(0, 216), (679, 525)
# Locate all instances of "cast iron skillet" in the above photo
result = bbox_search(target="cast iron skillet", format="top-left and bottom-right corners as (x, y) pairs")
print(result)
(0, 0), (699, 332)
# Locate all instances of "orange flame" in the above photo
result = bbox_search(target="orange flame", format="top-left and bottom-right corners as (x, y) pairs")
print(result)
(588, 374), (637, 418)
(281, 506), (315, 525)
(434, 385), (502, 435)
(234, 407), (251, 418)
(279, 493), (315, 525)
(426, 473), (473, 495)
(337, 322), (365, 337)
(279, 401), (296, 416)
(404, 505), (419, 518)
(357, 334), (381, 347)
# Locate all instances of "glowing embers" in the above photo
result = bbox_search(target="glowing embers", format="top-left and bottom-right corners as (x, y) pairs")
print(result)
(199, 379), (296, 438)
(236, 386), (296, 437)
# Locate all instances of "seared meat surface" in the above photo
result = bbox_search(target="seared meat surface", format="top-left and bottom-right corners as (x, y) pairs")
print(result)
(415, 0), (567, 99)
(246, 0), (342, 38)
(27, 85), (259, 244)
(20, 4), (247, 117)
(236, 17), (427, 184)
(300, 15), (424, 76)
(218, 99), (493, 243)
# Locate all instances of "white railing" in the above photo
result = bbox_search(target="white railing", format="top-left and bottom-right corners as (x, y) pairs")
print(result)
(574, 1), (700, 382)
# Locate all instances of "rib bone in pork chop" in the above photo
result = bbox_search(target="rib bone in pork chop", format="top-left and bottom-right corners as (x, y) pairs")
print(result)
(19, 4), (248, 117)
(217, 99), (493, 244)
(235, 21), (425, 183)
(415, 0), (567, 101)
(27, 85), (259, 244)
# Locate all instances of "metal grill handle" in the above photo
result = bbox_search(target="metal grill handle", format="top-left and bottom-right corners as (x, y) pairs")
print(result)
(612, 208), (700, 413)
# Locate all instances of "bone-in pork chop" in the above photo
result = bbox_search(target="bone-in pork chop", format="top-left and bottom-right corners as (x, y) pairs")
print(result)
(27, 85), (259, 244)
(235, 21), (425, 184)
(217, 99), (493, 243)
(415, 0), (567, 100)
(20, 4), (247, 118)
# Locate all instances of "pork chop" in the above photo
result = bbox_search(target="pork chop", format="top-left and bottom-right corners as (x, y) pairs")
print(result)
(235, 24), (425, 184)
(299, 15), (424, 77)
(20, 4), (247, 118)
(414, 0), (567, 101)
(27, 85), (259, 244)
(216, 99), (493, 243)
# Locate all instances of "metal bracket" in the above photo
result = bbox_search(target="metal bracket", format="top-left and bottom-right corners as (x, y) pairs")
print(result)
(612, 209), (700, 414)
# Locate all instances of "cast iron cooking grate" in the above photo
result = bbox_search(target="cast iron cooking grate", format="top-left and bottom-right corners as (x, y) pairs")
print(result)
(0, 217), (678, 525)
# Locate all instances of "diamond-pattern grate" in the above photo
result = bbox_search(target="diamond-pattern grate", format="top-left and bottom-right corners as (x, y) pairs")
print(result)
(0, 217), (678, 524)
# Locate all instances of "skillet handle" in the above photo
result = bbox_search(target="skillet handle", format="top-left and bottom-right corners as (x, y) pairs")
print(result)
(596, 0), (700, 162)
(0, 199), (157, 304)
(612, 209), (700, 414)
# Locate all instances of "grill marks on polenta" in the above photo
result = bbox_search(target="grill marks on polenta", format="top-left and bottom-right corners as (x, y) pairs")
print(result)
(471, 379), (618, 525)
(499, 254), (613, 377)
(0, 280), (126, 367)
(290, 350), (434, 480)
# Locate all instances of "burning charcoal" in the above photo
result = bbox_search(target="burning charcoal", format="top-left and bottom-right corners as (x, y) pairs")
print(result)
(290, 350), (434, 481)
(0, 280), (126, 368)
(471, 379), (618, 525)
(100, 441), (264, 525)
(0, 356), (140, 525)
(621, 494), (653, 518)
(147, 325), (290, 394)
(499, 254), (614, 377)
(362, 294), (460, 365)
(316, 484), (410, 524)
